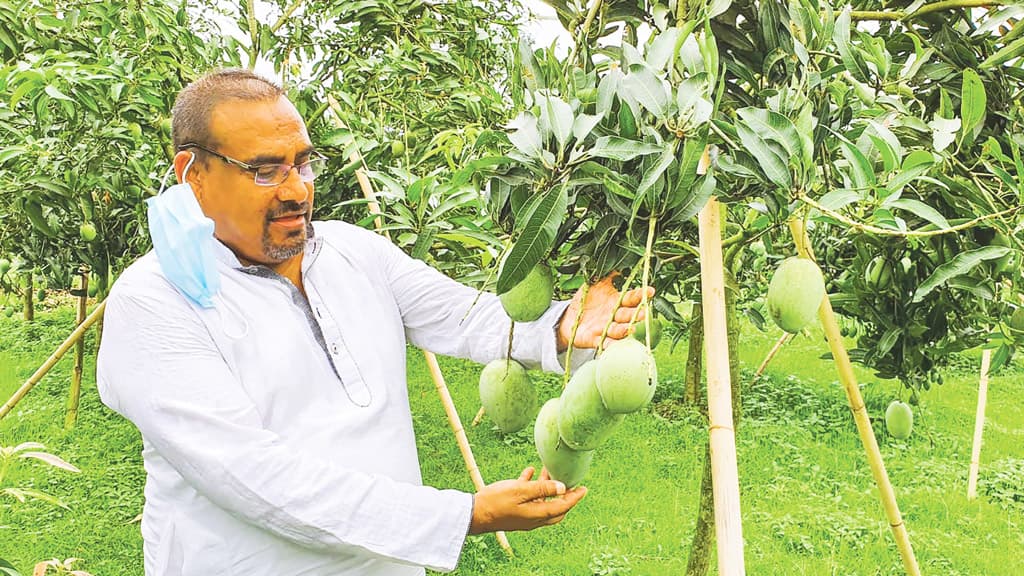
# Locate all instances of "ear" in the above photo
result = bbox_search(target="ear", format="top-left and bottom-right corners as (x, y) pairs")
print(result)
(173, 150), (206, 202)
(173, 150), (201, 186)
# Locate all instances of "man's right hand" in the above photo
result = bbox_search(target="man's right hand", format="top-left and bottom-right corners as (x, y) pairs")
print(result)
(468, 466), (587, 534)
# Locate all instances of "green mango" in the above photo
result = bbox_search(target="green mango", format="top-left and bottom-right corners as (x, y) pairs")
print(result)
(478, 359), (536, 434)
(767, 257), (826, 334)
(499, 263), (553, 323)
(1009, 306), (1024, 333)
(632, 315), (662, 349)
(865, 256), (893, 290)
(595, 338), (658, 414)
(885, 400), (913, 440)
(0, 258), (10, 276)
(558, 361), (624, 450)
(535, 398), (593, 488)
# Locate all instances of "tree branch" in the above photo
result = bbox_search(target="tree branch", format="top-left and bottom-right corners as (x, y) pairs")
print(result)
(797, 193), (1023, 238)
(851, 0), (1010, 22)
(271, 0), (305, 34)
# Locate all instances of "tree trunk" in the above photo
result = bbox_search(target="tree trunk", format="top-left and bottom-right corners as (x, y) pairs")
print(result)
(23, 271), (33, 322)
(686, 440), (716, 575)
(684, 305), (704, 405)
(686, 272), (744, 576)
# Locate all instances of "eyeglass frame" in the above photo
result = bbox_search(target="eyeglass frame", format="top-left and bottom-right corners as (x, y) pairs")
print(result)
(176, 142), (327, 187)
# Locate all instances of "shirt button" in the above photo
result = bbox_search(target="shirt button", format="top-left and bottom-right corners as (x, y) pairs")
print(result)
(331, 343), (339, 355)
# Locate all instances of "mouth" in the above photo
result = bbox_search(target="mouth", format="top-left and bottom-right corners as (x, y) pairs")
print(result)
(269, 211), (308, 228)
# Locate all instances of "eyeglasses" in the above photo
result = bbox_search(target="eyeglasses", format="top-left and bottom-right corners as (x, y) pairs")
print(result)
(178, 142), (327, 187)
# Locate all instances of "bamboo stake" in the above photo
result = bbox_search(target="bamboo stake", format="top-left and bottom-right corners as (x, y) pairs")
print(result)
(967, 348), (992, 500)
(755, 332), (792, 378)
(0, 301), (107, 421)
(697, 186), (746, 572)
(65, 268), (90, 429)
(788, 219), (921, 576)
(329, 103), (513, 556)
(471, 405), (486, 427)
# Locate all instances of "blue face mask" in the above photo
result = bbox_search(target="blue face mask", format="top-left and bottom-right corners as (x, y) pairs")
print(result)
(146, 154), (221, 309)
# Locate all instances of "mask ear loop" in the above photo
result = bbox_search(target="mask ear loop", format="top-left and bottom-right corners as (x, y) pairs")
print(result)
(157, 152), (197, 195)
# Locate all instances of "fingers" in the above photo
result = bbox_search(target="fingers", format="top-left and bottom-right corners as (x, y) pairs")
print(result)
(531, 486), (588, 520)
(604, 323), (631, 342)
(520, 479), (566, 502)
(539, 468), (551, 481)
(518, 466), (536, 481)
(613, 306), (644, 324)
(620, 286), (656, 308)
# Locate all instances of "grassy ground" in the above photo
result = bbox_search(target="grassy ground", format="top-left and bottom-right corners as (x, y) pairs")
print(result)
(0, 304), (1021, 575)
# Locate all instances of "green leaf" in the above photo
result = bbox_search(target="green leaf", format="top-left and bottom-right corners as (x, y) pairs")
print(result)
(588, 136), (663, 161)
(0, 146), (27, 165)
(835, 8), (871, 83)
(572, 113), (603, 143)
(672, 131), (708, 205)
(44, 84), (73, 102)
(507, 113), (543, 159)
(818, 189), (862, 211)
(980, 35), (1024, 69)
(736, 108), (802, 161)
(912, 246), (1012, 303)
(837, 137), (875, 190)
(959, 69), (986, 145)
(735, 120), (791, 188)
(537, 94), (574, 151)
(496, 185), (567, 294)
(877, 327), (902, 356)
(19, 451), (80, 473)
(885, 155), (935, 196)
(673, 173), (716, 221)
(886, 198), (950, 229)
(621, 66), (670, 119)
(637, 143), (676, 199)
(866, 120), (902, 172)
(596, 66), (623, 116)
(646, 27), (681, 72)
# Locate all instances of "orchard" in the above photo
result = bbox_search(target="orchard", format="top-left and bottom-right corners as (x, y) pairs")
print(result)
(0, 1), (1021, 575)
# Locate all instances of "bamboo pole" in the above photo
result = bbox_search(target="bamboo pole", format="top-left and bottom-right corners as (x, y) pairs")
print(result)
(788, 219), (921, 576)
(329, 101), (513, 555)
(0, 301), (107, 421)
(967, 348), (992, 500)
(755, 332), (792, 378)
(64, 268), (90, 429)
(697, 190), (746, 573)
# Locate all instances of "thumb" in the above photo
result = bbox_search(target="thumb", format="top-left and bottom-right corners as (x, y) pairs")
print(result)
(521, 479), (566, 501)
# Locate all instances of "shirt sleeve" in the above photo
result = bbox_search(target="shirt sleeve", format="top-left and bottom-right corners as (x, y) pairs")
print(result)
(362, 228), (594, 373)
(96, 282), (473, 572)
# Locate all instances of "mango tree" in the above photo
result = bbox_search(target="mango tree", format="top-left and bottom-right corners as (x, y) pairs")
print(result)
(474, 0), (1022, 572)
(0, 1), (235, 316)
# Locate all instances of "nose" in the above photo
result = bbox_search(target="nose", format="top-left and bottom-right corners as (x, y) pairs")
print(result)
(275, 167), (311, 203)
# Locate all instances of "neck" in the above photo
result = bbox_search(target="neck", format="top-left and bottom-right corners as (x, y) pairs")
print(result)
(237, 252), (306, 297)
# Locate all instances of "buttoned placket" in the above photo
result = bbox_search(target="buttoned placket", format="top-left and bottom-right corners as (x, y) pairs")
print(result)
(301, 237), (374, 408)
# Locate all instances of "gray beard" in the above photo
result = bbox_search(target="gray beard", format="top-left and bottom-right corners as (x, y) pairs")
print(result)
(262, 219), (315, 261)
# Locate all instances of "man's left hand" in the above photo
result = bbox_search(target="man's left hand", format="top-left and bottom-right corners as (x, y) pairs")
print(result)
(556, 274), (655, 352)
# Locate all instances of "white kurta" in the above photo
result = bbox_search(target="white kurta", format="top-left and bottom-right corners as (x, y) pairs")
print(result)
(97, 220), (584, 576)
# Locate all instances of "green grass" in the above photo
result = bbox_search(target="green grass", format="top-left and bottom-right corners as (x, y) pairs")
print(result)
(0, 305), (1021, 575)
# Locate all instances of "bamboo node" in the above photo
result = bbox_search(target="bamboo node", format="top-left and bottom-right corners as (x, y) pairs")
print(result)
(708, 424), (735, 433)
(889, 520), (905, 528)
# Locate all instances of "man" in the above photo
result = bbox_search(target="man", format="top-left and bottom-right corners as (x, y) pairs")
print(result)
(97, 68), (652, 576)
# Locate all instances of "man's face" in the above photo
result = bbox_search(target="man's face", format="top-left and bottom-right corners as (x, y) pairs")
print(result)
(190, 96), (316, 267)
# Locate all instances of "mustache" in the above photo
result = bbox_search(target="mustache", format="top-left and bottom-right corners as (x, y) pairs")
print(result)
(267, 201), (311, 220)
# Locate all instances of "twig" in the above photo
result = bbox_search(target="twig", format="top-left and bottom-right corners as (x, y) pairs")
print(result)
(562, 282), (590, 387)
(798, 193), (1022, 238)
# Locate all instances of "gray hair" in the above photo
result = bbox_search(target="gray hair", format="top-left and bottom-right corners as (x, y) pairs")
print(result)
(171, 68), (285, 152)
